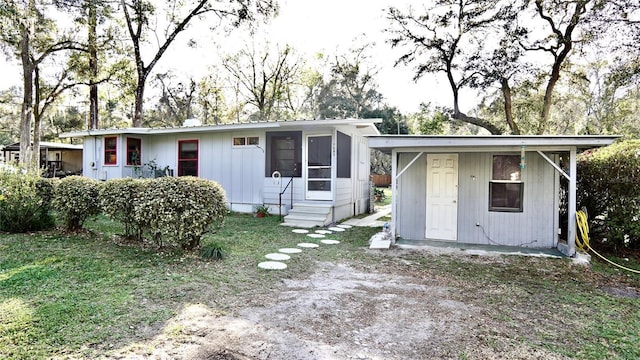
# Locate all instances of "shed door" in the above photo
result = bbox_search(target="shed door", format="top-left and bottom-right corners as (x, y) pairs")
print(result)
(426, 154), (458, 241)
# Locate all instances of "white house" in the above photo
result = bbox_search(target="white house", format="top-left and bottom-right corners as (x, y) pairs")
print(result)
(61, 118), (381, 227)
(368, 135), (618, 256)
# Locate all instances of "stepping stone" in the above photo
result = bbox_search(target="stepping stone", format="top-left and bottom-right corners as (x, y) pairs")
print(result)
(258, 261), (287, 270)
(315, 230), (332, 234)
(265, 253), (291, 261)
(297, 243), (319, 248)
(292, 229), (309, 234)
(279, 248), (303, 254)
(321, 239), (340, 245)
(328, 227), (346, 232)
(337, 224), (352, 229)
(307, 233), (325, 239)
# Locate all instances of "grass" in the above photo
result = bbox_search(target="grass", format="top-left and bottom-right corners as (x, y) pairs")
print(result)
(1, 212), (639, 359)
(0, 213), (378, 358)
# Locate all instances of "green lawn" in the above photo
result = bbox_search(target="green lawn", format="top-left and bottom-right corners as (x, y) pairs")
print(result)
(1, 212), (639, 359)
(0, 214), (377, 358)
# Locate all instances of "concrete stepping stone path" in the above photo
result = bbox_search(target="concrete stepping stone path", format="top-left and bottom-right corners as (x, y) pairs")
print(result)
(265, 253), (291, 261)
(337, 224), (352, 229)
(292, 229), (309, 234)
(328, 227), (346, 232)
(279, 248), (303, 254)
(258, 261), (287, 270)
(306, 233), (325, 239)
(297, 242), (320, 248)
(320, 239), (340, 245)
(315, 230), (332, 235)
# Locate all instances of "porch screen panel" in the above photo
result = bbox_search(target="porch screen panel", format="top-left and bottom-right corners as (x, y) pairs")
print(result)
(337, 131), (351, 178)
(266, 131), (302, 177)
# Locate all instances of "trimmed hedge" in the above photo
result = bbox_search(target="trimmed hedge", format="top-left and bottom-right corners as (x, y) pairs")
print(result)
(578, 140), (640, 250)
(0, 169), (55, 232)
(99, 178), (143, 239)
(53, 176), (102, 231)
(132, 176), (227, 250)
(99, 176), (227, 250)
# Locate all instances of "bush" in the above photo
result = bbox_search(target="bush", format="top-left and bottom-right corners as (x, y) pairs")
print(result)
(200, 242), (226, 260)
(99, 178), (144, 239)
(133, 177), (227, 250)
(0, 169), (55, 232)
(53, 176), (101, 231)
(578, 140), (640, 250)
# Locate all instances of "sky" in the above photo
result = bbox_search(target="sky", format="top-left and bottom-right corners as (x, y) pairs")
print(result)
(0, 0), (448, 115)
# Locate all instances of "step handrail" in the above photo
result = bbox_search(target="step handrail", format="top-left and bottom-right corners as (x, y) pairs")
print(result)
(278, 174), (295, 221)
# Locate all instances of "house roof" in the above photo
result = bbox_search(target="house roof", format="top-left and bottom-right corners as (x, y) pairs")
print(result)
(368, 135), (619, 154)
(60, 118), (382, 138)
(3, 141), (83, 151)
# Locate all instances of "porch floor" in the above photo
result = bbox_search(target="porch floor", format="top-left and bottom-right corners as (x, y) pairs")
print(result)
(395, 239), (566, 257)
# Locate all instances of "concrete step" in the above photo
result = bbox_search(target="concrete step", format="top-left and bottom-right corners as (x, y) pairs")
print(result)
(282, 202), (333, 228)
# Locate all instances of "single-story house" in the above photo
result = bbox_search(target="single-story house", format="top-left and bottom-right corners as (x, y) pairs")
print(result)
(368, 135), (618, 256)
(61, 118), (381, 227)
(2, 141), (83, 177)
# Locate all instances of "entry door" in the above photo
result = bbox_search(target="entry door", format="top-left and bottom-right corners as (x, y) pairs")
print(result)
(426, 154), (458, 241)
(306, 135), (332, 200)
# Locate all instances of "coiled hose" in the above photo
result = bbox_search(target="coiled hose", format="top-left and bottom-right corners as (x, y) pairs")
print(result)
(575, 209), (640, 274)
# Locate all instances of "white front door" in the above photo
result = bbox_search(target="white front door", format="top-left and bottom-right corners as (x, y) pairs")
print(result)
(426, 154), (458, 241)
(305, 135), (332, 200)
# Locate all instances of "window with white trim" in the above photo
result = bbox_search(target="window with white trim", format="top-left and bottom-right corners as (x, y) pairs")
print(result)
(233, 136), (259, 146)
(489, 155), (523, 212)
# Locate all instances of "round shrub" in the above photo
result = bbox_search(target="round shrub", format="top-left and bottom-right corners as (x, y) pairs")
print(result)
(133, 177), (227, 250)
(99, 178), (144, 239)
(53, 176), (101, 231)
(578, 140), (640, 250)
(0, 169), (55, 232)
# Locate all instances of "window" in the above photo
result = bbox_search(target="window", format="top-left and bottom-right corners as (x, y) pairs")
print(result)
(104, 136), (117, 165)
(266, 131), (301, 177)
(233, 136), (259, 146)
(489, 155), (523, 212)
(126, 138), (141, 166)
(178, 140), (198, 176)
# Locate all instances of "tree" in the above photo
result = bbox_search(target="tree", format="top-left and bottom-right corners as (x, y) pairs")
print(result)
(386, 0), (640, 135)
(222, 43), (299, 121)
(0, 0), (84, 167)
(387, 0), (511, 135)
(121, 0), (278, 127)
(316, 44), (383, 119)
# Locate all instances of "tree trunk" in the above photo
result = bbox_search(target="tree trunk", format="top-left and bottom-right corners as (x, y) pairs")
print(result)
(33, 65), (41, 170)
(133, 75), (145, 127)
(19, 21), (34, 167)
(501, 77), (519, 135)
(88, 0), (99, 129)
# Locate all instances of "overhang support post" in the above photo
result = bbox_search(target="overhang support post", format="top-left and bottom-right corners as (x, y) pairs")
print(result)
(562, 147), (578, 257)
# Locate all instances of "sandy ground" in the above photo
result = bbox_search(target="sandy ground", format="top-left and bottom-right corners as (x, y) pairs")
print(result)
(109, 253), (570, 360)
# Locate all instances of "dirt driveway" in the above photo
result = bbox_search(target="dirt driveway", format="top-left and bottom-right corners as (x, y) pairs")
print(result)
(113, 248), (582, 360)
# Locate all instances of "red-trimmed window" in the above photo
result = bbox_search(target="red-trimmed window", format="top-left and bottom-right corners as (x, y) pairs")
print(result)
(178, 140), (198, 176)
(104, 136), (117, 165)
(126, 137), (142, 166)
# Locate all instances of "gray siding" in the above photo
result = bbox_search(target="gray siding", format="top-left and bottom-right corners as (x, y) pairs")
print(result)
(398, 151), (559, 248)
(396, 153), (427, 240)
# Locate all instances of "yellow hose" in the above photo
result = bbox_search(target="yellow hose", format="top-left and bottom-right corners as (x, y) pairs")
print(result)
(575, 209), (640, 274)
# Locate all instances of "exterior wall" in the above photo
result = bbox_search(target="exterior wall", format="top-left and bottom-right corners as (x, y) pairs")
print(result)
(397, 151), (559, 248)
(78, 124), (372, 218)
